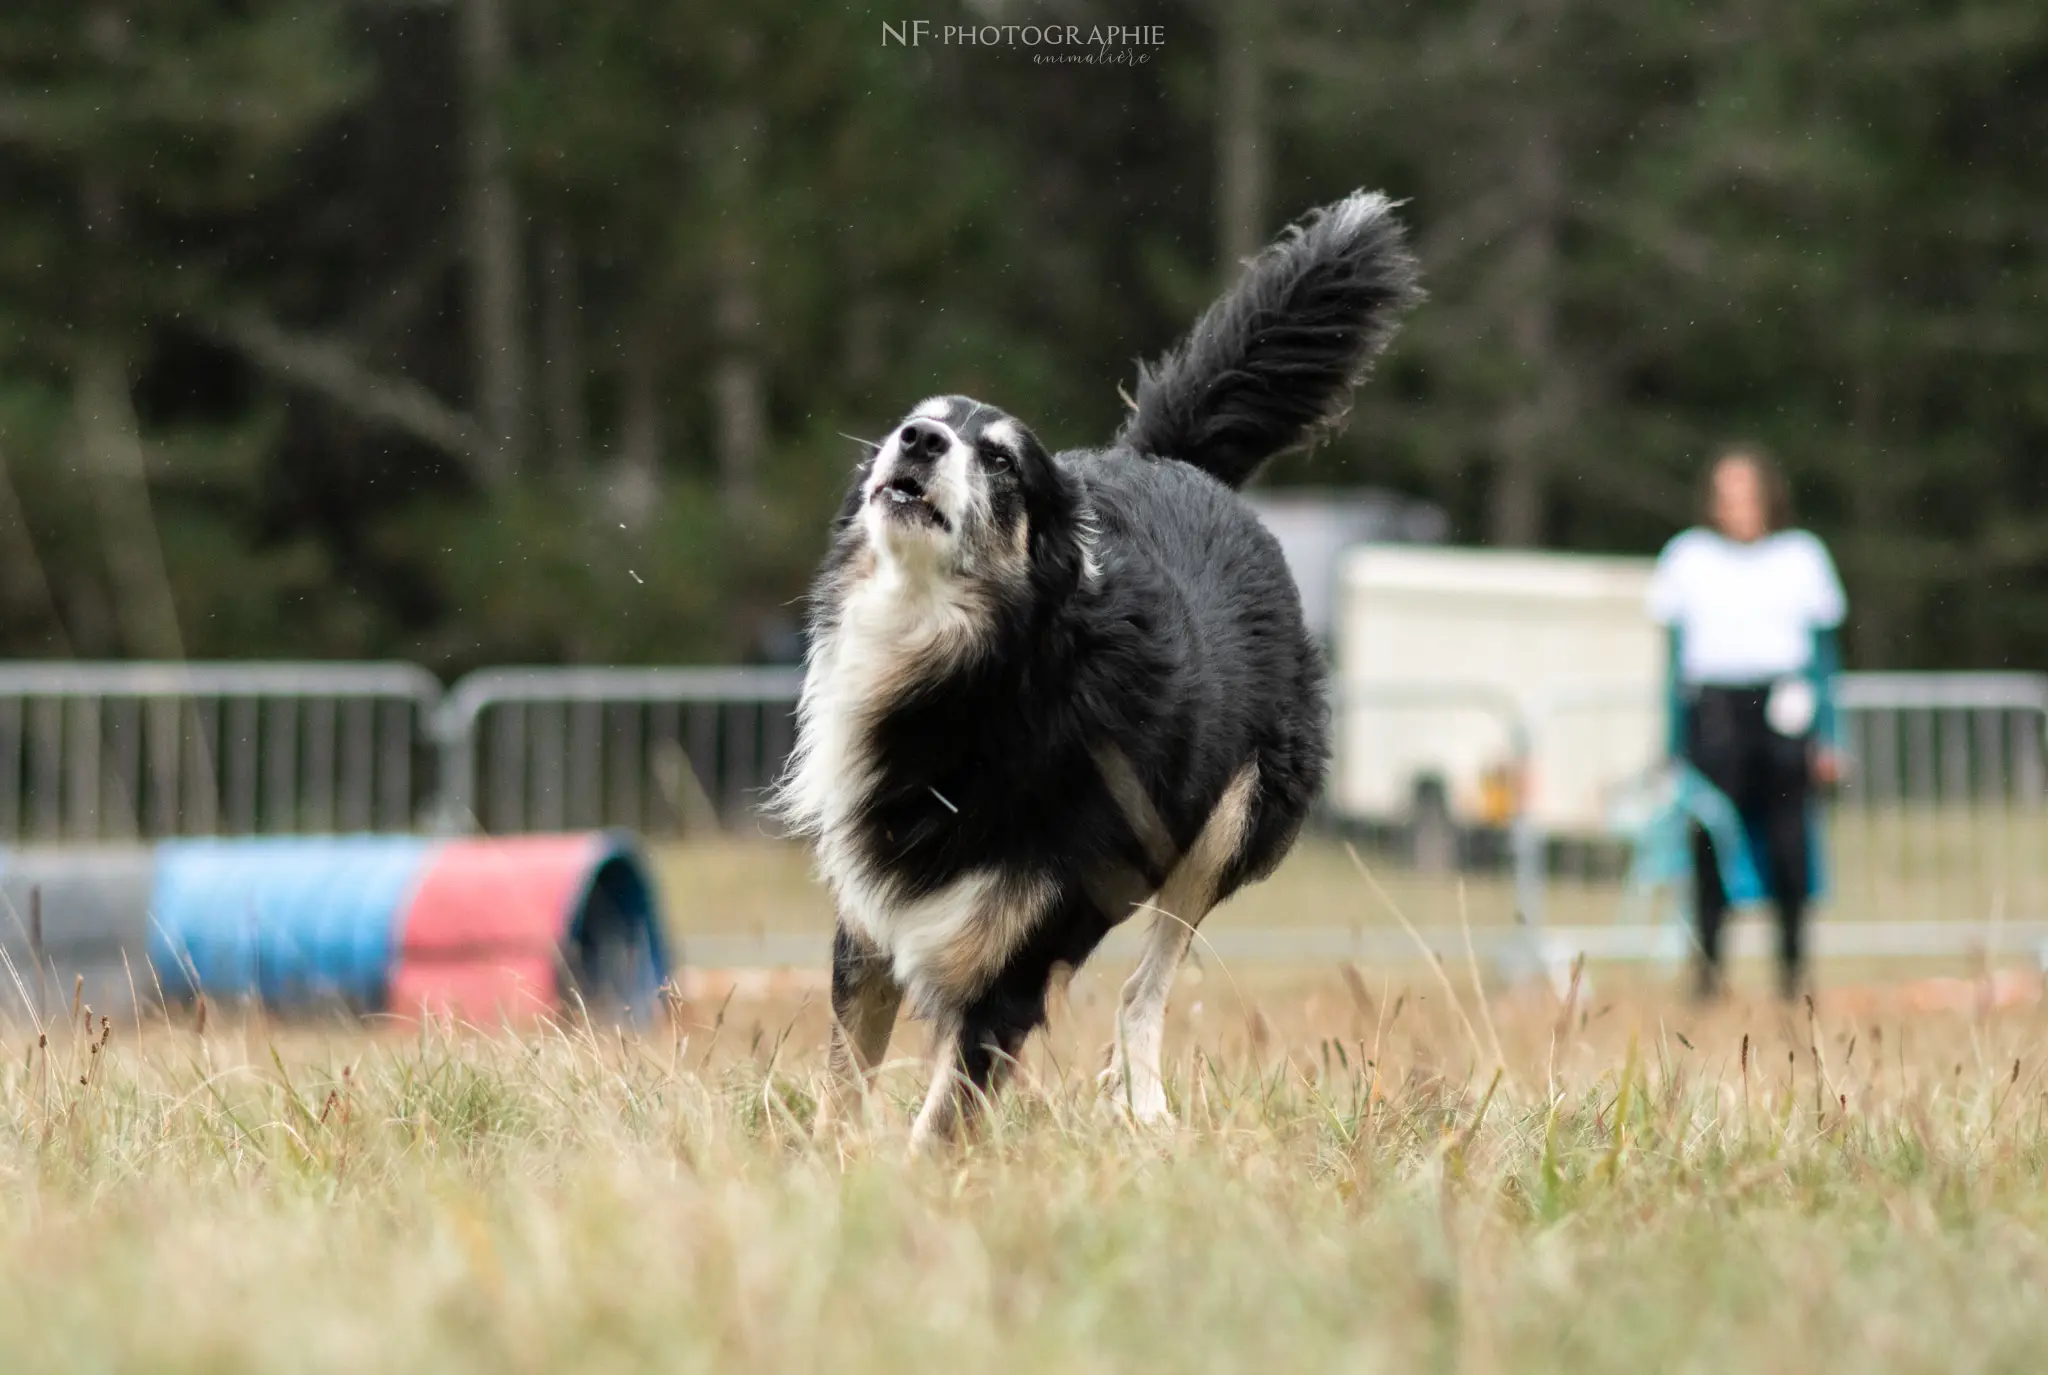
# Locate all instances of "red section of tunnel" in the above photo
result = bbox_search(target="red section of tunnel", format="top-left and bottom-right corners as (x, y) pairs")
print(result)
(388, 833), (600, 1022)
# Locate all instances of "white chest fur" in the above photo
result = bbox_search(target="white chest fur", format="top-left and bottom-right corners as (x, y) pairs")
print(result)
(782, 552), (1050, 1004)
(780, 552), (983, 838)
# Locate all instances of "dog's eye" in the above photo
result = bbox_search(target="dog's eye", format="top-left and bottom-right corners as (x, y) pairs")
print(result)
(982, 446), (1014, 473)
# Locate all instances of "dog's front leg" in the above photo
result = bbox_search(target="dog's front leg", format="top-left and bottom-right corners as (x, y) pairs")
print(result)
(818, 921), (903, 1132)
(908, 1014), (971, 1149)
(908, 990), (1037, 1151)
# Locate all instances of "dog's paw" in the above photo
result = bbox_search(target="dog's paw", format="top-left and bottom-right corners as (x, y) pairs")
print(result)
(1097, 1063), (1175, 1128)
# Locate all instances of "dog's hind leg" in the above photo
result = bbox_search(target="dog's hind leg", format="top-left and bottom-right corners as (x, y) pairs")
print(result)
(819, 921), (903, 1131)
(1102, 763), (1261, 1126)
(1102, 904), (1202, 1125)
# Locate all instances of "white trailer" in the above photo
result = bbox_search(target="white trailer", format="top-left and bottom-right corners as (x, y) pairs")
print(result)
(1332, 546), (1663, 839)
(1244, 489), (1446, 646)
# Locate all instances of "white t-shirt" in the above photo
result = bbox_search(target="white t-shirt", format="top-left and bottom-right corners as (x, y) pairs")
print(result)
(1648, 527), (1846, 684)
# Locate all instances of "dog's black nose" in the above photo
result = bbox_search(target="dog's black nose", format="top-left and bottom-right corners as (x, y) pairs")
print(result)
(897, 421), (950, 464)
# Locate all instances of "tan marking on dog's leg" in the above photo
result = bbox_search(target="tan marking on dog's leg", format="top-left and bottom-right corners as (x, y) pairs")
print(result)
(1104, 762), (1260, 1125)
(821, 981), (902, 1125)
(1091, 743), (1177, 873)
(818, 928), (904, 1133)
(833, 979), (902, 1077)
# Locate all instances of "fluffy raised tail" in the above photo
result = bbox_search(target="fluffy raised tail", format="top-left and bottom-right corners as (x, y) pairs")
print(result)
(1118, 191), (1422, 490)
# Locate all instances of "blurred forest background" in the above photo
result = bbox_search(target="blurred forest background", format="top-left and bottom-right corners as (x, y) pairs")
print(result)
(0, 0), (2040, 673)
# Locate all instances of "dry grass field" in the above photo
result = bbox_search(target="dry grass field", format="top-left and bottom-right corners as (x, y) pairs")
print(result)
(5, 936), (2048, 1372)
(652, 815), (2048, 938)
(654, 829), (2048, 996)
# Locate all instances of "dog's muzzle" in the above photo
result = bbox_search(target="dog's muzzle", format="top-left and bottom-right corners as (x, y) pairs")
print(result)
(870, 421), (953, 531)
(874, 472), (949, 529)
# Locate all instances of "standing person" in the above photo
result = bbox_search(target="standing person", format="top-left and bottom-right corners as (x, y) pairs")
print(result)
(1648, 446), (1846, 999)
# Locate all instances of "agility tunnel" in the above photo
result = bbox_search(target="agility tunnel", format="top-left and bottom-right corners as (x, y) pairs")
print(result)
(0, 831), (671, 1022)
(0, 847), (160, 1020)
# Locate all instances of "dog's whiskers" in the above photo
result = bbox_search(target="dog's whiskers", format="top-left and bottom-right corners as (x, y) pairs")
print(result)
(928, 785), (960, 815)
(839, 432), (881, 451)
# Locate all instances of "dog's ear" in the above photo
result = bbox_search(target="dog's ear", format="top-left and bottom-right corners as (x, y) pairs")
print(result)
(1011, 425), (1082, 600)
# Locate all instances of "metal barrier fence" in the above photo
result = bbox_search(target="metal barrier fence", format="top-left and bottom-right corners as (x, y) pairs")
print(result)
(431, 666), (801, 836)
(2, 659), (2045, 969)
(0, 661), (804, 843)
(1834, 672), (2048, 803)
(1831, 672), (2048, 929)
(0, 662), (438, 841)
(1526, 673), (2048, 811)
(1343, 676), (2048, 946)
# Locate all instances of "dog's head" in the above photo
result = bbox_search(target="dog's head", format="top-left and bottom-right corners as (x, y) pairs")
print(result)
(837, 394), (1082, 600)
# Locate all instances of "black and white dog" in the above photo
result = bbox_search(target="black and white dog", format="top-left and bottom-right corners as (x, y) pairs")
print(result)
(778, 192), (1421, 1142)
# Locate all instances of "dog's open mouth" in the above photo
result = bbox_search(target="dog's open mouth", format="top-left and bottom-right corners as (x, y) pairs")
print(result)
(872, 475), (950, 531)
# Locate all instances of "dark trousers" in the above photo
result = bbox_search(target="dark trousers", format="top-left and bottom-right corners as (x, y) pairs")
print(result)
(1684, 684), (1813, 997)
